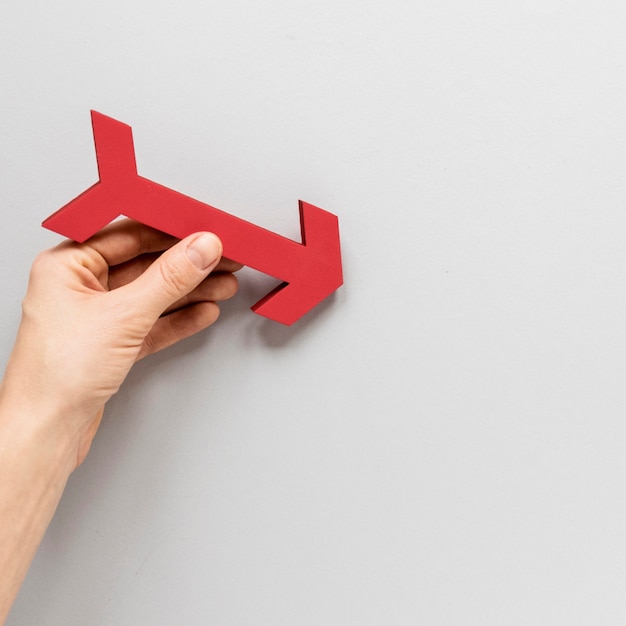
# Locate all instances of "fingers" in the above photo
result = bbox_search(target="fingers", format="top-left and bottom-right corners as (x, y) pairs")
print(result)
(136, 301), (221, 360)
(160, 272), (238, 315)
(120, 232), (223, 319)
(108, 253), (241, 290)
(130, 270), (237, 315)
(64, 218), (243, 291)
(214, 257), (244, 273)
(108, 252), (239, 314)
(81, 219), (179, 266)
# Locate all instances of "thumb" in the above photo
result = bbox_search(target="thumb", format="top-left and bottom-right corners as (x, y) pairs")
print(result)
(128, 232), (223, 318)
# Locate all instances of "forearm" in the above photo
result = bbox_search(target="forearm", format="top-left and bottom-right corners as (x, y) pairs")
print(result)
(0, 398), (75, 625)
(0, 225), (231, 623)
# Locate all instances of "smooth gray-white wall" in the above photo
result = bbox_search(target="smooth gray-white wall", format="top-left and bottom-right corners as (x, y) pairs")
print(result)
(3, 1), (626, 624)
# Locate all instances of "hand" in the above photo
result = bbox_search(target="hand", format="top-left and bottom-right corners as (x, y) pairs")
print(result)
(0, 219), (239, 469)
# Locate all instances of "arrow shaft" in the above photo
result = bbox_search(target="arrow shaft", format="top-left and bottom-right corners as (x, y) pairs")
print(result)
(106, 176), (307, 282)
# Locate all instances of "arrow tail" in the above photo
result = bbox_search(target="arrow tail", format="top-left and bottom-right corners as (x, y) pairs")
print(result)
(42, 112), (138, 241)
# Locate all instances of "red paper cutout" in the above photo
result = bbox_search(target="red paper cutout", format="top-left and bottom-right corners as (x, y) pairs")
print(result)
(43, 111), (343, 325)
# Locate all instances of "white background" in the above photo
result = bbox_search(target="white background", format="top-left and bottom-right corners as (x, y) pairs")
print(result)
(2, 1), (626, 624)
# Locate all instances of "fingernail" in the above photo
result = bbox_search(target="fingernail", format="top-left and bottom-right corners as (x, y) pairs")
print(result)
(187, 233), (221, 270)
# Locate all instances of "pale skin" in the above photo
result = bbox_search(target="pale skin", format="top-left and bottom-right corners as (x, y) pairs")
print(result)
(0, 219), (240, 624)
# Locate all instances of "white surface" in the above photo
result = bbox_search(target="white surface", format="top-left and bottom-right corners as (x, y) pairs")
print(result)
(2, 1), (626, 624)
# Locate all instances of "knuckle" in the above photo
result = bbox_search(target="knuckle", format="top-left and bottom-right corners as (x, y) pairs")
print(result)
(158, 258), (190, 296)
(22, 251), (55, 318)
(142, 331), (157, 355)
(225, 272), (239, 295)
(167, 314), (186, 342)
(29, 250), (52, 277)
(216, 272), (239, 300)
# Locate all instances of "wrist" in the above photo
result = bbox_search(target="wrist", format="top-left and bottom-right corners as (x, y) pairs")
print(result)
(0, 389), (79, 479)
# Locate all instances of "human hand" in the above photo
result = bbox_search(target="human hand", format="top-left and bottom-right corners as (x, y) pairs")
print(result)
(0, 219), (239, 469)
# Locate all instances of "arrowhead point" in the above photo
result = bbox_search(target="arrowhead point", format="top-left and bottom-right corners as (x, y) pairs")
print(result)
(251, 201), (343, 325)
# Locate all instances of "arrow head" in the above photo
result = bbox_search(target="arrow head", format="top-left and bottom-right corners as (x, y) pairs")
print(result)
(251, 200), (343, 325)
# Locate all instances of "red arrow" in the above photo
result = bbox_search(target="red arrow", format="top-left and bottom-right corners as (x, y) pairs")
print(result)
(42, 111), (343, 325)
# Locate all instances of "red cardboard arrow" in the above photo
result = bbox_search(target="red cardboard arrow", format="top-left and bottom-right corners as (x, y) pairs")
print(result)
(42, 111), (343, 325)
